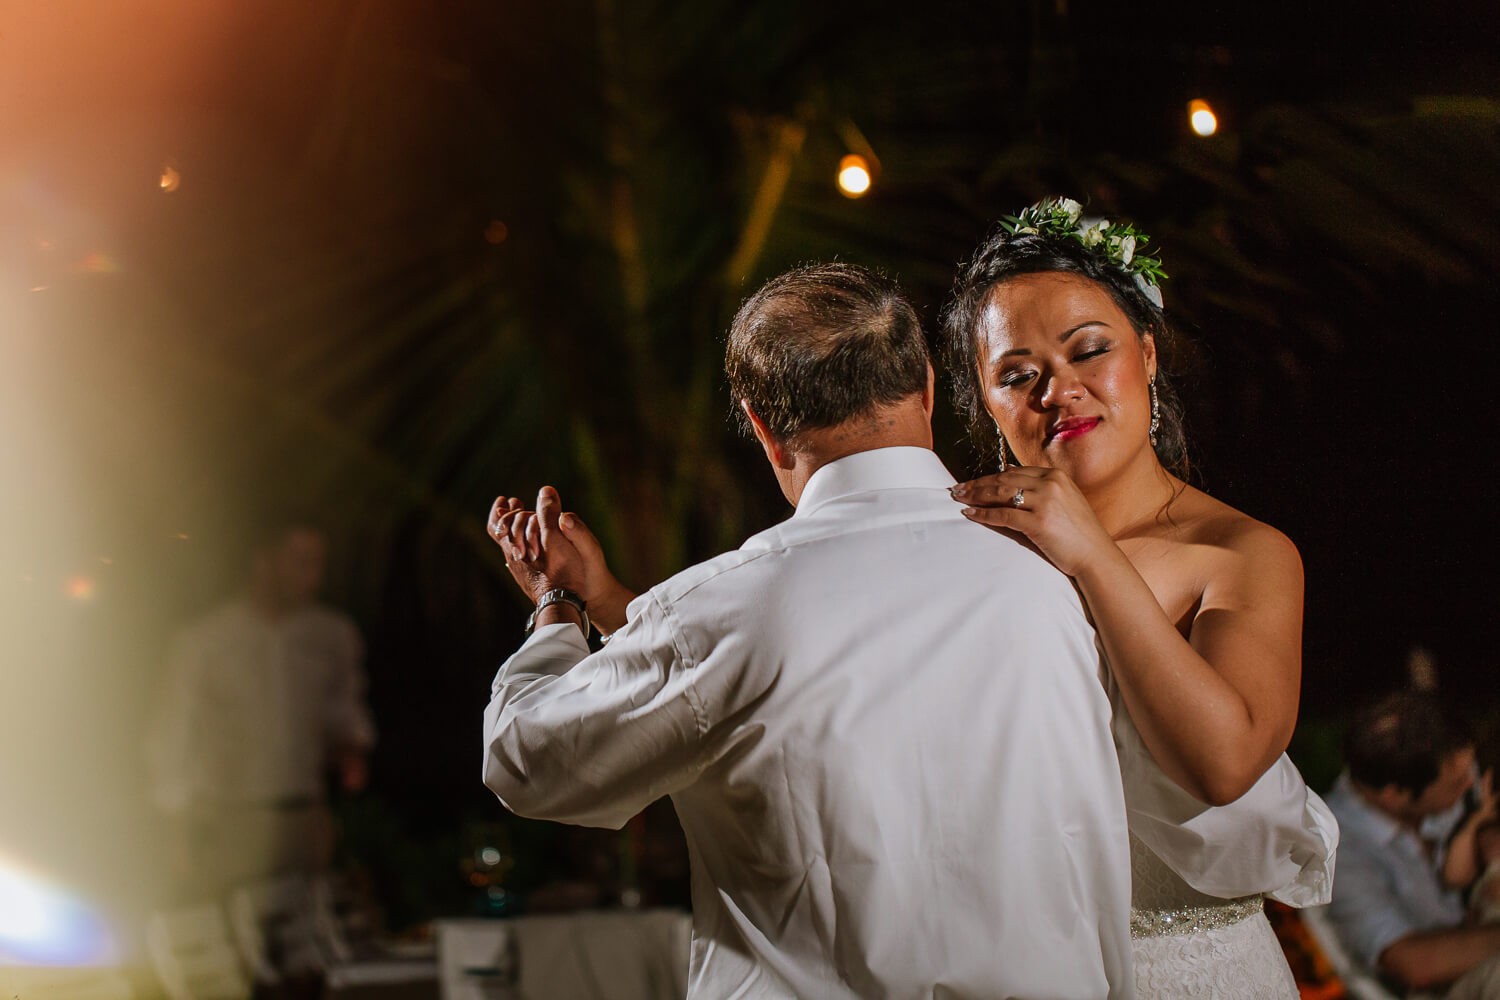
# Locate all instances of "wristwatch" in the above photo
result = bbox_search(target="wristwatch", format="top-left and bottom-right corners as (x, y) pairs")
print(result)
(526, 588), (590, 636)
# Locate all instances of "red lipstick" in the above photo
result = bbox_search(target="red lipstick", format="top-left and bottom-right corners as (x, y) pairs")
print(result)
(1048, 416), (1101, 443)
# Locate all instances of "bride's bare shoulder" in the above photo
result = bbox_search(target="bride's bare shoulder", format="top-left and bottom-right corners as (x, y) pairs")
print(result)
(1169, 484), (1302, 575)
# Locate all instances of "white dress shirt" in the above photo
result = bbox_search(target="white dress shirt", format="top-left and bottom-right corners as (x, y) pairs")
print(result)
(485, 447), (1135, 999)
(148, 599), (375, 813)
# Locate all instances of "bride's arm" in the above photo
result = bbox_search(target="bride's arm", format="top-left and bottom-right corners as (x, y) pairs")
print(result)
(1075, 519), (1303, 804)
(955, 469), (1302, 805)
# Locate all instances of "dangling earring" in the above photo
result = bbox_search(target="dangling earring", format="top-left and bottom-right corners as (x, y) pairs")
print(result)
(1148, 377), (1161, 448)
(996, 425), (1010, 472)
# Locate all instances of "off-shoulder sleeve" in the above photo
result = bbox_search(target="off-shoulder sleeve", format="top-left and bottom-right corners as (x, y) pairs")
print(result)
(1117, 706), (1339, 906)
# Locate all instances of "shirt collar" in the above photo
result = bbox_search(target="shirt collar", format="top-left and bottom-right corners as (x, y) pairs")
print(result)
(793, 446), (956, 519)
(1331, 771), (1407, 847)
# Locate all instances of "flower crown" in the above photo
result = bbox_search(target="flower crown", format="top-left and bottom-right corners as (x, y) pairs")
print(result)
(1001, 197), (1167, 308)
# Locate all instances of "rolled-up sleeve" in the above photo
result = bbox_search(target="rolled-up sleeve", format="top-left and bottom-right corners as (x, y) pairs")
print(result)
(482, 593), (708, 829)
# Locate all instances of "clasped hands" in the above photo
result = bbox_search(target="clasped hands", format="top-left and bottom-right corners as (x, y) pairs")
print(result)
(488, 487), (634, 635)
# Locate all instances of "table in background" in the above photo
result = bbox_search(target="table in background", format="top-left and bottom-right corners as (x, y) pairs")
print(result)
(436, 910), (691, 1000)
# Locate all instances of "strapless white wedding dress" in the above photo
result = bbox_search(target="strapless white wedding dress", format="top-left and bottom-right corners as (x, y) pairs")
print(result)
(1129, 833), (1298, 999)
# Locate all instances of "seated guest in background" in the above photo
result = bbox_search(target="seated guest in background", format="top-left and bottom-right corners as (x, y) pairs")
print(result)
(1326, 691), (1500, 997)
(147, 512), (376, 896)
(485, 263), (1139, 998)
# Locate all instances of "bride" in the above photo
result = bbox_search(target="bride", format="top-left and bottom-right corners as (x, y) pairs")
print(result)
(942, 197), (1335, 997)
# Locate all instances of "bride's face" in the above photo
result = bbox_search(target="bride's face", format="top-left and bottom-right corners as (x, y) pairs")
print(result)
(974, 271), (1157, 490)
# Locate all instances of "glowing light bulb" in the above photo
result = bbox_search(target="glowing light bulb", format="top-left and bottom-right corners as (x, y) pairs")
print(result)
(160, 165), (181, 192)
(1189, 99), (1218, 138)
(837, 154), (872, 198)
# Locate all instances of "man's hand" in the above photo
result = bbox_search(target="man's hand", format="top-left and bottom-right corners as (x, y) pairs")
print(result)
(487, 487), (636, 633)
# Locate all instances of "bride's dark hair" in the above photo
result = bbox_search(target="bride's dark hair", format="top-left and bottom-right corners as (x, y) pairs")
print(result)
(940, 225), (1190, 478)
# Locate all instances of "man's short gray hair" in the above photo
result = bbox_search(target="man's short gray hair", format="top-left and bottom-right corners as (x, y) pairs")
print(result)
(725, 263), (929, 443)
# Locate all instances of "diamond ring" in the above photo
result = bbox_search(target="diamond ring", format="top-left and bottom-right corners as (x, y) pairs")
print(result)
(1011, 488), (1026, 508)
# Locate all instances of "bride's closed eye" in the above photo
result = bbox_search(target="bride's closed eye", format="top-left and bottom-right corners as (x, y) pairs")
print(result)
(998, 367), (1036, 389)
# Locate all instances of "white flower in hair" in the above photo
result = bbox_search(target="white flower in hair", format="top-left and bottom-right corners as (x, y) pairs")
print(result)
(1001, 197), (1169, 303)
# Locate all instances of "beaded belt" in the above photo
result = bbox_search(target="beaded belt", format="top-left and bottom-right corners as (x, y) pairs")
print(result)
(1129, 896), (1265, 939)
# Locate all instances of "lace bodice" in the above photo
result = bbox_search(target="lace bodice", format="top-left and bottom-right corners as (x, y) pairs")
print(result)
(1130, 832), (1248, 911)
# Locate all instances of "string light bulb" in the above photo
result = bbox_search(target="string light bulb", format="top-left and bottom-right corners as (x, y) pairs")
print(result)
(1188, 99), (1218, 138)
(837, 154), (872, 198)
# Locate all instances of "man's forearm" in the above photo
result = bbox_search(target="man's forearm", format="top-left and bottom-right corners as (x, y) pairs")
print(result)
(590, 582), (637, 636)
(534, 585), (634, 636)
(1381, 926), (1500, 991)
(534, 602), (586, 631)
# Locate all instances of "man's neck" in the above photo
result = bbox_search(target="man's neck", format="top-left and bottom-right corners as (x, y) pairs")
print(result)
(246, 584), (294, 621)
(782, 408), (933, 506)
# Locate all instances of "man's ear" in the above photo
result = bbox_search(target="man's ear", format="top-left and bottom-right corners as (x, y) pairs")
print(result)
(921, 362), (936, 420)
(742, 400), (794, 470)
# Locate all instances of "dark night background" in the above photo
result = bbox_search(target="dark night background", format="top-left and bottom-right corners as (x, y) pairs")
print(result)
(2, 0), (1498, 943)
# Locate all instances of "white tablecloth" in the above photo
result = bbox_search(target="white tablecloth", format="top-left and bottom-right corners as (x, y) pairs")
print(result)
(436, 910), (691, 1000)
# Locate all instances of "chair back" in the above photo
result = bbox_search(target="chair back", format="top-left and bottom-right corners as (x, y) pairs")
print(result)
(1299, 905), (1400, 1000)
(226, 876), (327, 985)
(144, 904), (252, 1000)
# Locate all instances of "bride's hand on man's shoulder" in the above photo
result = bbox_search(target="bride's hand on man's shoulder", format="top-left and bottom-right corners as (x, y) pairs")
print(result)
(948, 467), (1114, 577)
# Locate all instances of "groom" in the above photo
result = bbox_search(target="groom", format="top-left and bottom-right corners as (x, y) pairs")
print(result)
(483, 263), (1135, 998)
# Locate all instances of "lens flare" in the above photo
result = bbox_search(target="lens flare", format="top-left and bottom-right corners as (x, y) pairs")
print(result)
(1189, 99), (1219, 137)
(64, 575), (96, 601)
(0, 856), (115, 965)
(76, 252), (120, 275)
(837, 155), (872, 198)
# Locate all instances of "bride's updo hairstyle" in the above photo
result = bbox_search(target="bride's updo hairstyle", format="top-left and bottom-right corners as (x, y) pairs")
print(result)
(941, 202), (1189, 478)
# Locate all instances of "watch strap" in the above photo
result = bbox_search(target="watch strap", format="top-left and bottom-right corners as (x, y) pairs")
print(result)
(526, 588), (590, 636)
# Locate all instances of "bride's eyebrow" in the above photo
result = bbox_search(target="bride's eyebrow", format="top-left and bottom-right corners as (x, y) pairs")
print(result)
(997, 321), (1111, 359)
(1059, 320), (1110, 342)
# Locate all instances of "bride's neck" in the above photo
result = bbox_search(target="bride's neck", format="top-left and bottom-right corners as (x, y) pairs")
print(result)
(1084, 459), (1181, 539)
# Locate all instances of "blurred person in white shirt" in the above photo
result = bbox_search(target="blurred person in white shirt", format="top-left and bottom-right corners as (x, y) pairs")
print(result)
(147, 513), (375, 895)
